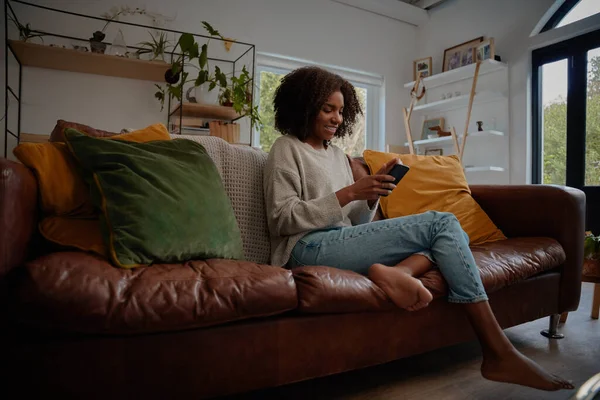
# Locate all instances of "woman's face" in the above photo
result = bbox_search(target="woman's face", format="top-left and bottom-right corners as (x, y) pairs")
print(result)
(308, 90), (344, 146)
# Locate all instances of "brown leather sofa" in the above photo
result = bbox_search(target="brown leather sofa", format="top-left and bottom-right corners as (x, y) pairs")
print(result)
(0, 156), (585, 399)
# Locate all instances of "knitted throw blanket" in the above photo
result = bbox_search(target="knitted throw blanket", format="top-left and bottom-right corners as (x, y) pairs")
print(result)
(173, 135), (271, 264)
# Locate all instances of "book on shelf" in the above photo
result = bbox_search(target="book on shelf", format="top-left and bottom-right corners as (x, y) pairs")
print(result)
(171, 126), (210, 136)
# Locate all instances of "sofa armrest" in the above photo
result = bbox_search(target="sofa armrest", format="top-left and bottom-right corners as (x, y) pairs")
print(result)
(0, 158), (38, 280)
(471, 184), (585, 311)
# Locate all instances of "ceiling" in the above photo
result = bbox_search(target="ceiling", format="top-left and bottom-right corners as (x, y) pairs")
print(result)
(397, 0), (450, 10)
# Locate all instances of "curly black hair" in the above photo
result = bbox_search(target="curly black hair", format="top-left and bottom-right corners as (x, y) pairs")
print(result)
(273, 66), (363, 141)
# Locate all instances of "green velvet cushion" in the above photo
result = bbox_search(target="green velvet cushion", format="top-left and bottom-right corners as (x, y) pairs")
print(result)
(64, 128), (244, 268)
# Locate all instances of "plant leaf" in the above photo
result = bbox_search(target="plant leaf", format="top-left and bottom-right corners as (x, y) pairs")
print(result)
(188, 43), (199, 59)
(209, 81), (216, 91)
(199, 44), (208, 69)
(178, 33), (195, 53)
(195, 70), (209, 87)
(168, 84), (183, 101)
(215, 66), (227, 88)
(202, 21), (221, 37)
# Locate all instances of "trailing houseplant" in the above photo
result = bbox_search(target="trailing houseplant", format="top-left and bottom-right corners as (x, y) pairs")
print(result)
(154, 22), (261, 129)
(90, 6), (147, 54)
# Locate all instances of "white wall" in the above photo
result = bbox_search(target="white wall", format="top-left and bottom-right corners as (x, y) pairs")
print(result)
(12, 0), (418, 147)
(416, 0), (555, 184)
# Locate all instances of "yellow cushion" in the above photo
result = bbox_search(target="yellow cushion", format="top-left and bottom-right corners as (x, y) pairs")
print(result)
(39, 217), (106, 257)
(363, 150), (506, 245)
(13, 123), (171, 218)
(13, 123), (171, 254)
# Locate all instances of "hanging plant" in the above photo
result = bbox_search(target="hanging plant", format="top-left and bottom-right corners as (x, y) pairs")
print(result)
(154, 22), (262, 129)
(8, 15), (45, 43)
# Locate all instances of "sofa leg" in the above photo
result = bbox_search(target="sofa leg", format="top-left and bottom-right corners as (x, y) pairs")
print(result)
(540, 314), (565, 339)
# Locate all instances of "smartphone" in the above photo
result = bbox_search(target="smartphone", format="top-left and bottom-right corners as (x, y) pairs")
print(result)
(389, 163), (410, 185)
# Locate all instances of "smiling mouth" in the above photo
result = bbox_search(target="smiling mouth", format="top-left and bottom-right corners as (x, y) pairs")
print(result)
(325, 126), (337, 133)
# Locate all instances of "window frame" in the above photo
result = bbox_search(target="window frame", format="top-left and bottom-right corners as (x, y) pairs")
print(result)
(253, 53), (385, 152)
(540, 0), (589, 33)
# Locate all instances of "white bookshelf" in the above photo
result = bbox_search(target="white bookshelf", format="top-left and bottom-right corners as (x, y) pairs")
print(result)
(401, 58), (510, 184)
(412, 91), (506, 115)
(404, 59), (508, 90)
(406, 130), (504, 147)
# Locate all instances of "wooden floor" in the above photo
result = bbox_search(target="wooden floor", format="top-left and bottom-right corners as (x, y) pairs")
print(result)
(224, 283), (599, 400)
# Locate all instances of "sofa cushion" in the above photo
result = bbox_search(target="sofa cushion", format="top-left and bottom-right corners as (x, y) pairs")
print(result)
(65, 131), (244, 268)
(293, 237), (566, 313)
(175, 136), (272, 265)
(15, 252), (297, 334)
(49, 119), (119, 142)
(363, 150), (506, 245)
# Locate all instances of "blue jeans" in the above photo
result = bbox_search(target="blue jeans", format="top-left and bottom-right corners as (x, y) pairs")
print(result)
(288, 211), (488, 304)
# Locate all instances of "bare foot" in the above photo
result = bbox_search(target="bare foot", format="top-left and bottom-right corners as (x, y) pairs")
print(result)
(368, 263), (433, 311)
(481, 349), (574, 391)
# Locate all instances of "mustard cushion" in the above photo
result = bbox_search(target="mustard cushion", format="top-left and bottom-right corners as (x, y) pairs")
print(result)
(39, 217), (106, 257)
(13, 123), (172, 218)
(13, 123), (171, 254)
(363, 150), (506, 245)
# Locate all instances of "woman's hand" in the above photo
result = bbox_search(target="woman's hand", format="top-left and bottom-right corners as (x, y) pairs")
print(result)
(336, 158), (400, 207)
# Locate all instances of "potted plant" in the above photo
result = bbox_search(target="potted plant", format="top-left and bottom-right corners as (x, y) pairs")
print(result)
(153, 22), (261, 129)
(8, 15), (45, 43)
(136, 31), (170, 62)
(584, 231), (600, 278)
(91, 6), (147, 54)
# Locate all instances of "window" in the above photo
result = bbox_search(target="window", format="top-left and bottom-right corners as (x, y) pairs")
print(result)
(541, 0), (600, 32)
(254, 54), (383, 156)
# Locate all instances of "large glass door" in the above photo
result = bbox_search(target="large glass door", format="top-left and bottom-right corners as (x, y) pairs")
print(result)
(532, 29), (600, 233)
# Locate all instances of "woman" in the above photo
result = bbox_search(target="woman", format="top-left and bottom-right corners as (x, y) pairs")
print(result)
(263, 66), (573, 392)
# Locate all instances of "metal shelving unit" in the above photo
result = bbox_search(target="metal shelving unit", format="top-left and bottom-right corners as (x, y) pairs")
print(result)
(3, 0), (257, 157)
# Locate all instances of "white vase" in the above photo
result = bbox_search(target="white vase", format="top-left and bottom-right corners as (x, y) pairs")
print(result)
(195, 83), (219, 105)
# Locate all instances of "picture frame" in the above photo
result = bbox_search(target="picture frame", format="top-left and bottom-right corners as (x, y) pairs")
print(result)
(442, 36), (484, 72)
(425, 148), (443, 156)
(475, 38), (495, 62)
(421, 117), (445, 140)
(413, 57), (432, 81)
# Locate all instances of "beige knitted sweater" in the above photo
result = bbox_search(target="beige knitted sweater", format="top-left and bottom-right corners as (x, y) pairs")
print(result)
(263, 135), (378, 266)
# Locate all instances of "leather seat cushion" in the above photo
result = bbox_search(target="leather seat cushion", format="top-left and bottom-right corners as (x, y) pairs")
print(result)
(293, 237), (566, 313)
(14, 252), (297, 334)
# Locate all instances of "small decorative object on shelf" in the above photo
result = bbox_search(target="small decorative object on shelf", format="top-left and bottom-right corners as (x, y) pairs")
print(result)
(421, 117), (445, 140)
(428, 126), (452, 137)
(109, 29), (128, 57)
(476, 38), (495, 62)
(425, 148), (443, 156)
(413, 56), (432, 81)
(89, 31), (107, 54)
(477, 121), (484, 131)
(442, 36), (483, 72)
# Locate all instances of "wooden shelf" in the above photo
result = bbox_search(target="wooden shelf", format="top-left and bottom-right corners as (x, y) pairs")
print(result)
(406, 130), (504, 146)
(464, 166), (505, 172)
(404, 59), (508, 89)
(170, 103), (240, 121)
(9, 40), (169, 82)
(412, 91), (506, 115)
